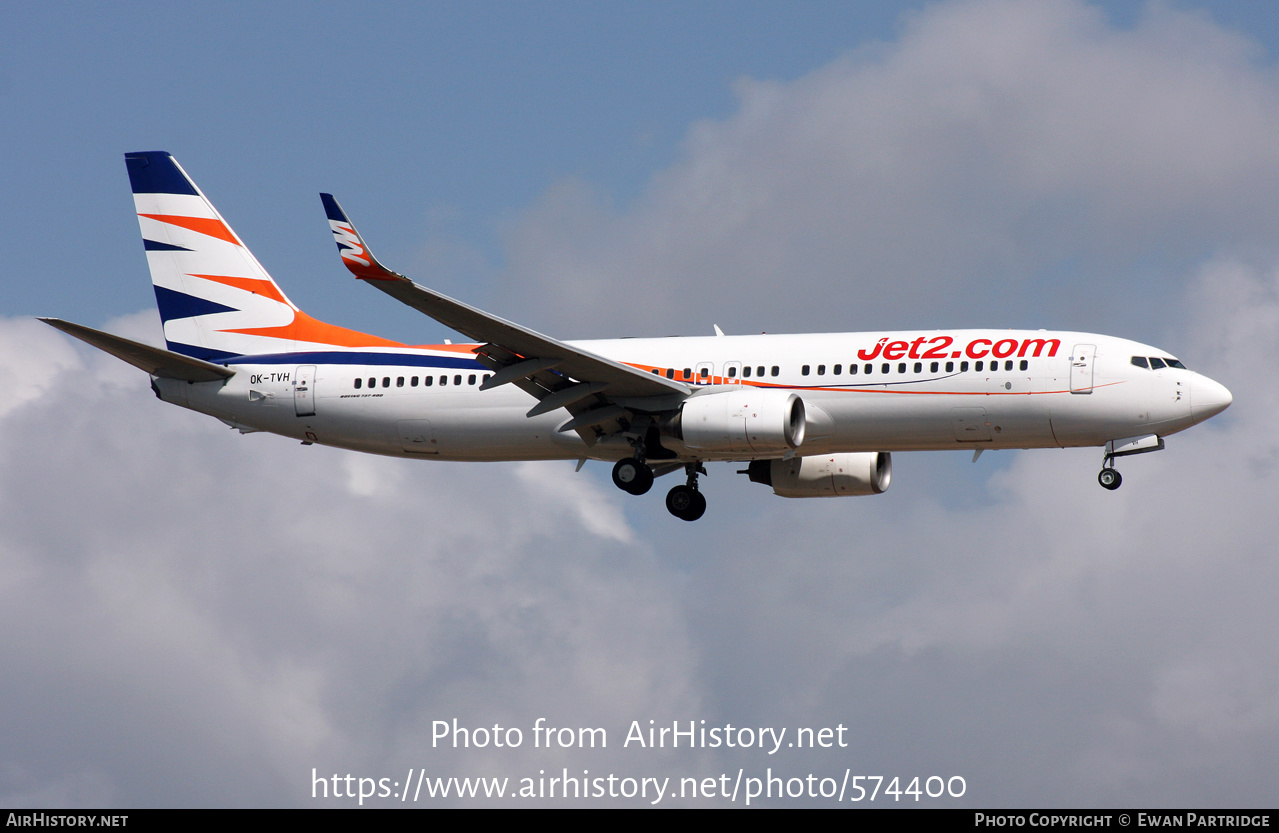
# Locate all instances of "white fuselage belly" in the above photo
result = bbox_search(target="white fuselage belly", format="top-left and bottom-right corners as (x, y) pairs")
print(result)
(157, 329), (1212, 462)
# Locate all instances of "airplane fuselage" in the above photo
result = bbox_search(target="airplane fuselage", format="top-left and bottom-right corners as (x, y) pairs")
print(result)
(154, 328), (1228, 463)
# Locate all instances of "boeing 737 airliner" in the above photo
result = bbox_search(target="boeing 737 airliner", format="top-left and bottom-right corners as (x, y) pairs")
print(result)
(42, 152), (1232, 521)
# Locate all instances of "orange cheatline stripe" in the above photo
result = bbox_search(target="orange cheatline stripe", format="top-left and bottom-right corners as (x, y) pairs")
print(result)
(188, 274), (291, 306)
(139, 214), (240, 245)
(409, 342), (482, 353)
(221, 310), (406, 348)
(618, 366), (1124, 397)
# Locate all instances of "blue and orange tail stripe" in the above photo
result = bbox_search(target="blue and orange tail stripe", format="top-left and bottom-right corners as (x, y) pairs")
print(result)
(126, 152), (404, 359)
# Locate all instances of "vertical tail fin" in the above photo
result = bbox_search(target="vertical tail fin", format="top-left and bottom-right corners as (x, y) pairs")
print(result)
(126, 152), (401, 359)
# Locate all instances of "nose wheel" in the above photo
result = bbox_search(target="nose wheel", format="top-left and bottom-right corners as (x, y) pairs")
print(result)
(1097, 466), (1122, 490)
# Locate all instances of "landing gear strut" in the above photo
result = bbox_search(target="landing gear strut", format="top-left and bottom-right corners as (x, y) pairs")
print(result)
(1096, 435), (1164, 490)
(666, 463), (707, 522)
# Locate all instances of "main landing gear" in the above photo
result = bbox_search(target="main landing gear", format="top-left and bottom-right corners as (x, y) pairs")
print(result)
(611, 456), (708, 521)
(612, 457), (654, 495)
(666, 463), (707, 522)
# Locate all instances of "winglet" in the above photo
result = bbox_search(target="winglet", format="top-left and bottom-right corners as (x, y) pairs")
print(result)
(320, 194), (406, 283)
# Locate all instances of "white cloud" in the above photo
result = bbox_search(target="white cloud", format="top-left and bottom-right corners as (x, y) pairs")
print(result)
(500, 0), (1279, 343)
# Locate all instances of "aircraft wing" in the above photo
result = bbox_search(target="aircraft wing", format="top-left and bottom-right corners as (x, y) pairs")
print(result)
(40, 318), (235, 382)
(321, 194), (690, 438)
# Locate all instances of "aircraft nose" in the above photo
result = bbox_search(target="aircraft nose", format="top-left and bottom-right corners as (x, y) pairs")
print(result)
(1193, 376), (1232, 421)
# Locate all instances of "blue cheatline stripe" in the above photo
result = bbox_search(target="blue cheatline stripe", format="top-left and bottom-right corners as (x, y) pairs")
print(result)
(228, 351), (485, 370)
(125, 152), (199, 196)
(154, 285), (238, 322)
(143, 239), (192, 252)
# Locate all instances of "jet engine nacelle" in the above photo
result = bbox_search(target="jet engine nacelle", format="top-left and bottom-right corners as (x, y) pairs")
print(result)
(667, 389), (806, 455)
(745, 452), (892, 498)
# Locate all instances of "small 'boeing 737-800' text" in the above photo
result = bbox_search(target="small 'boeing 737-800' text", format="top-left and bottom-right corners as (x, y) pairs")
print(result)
(43, 152), (1233, 521)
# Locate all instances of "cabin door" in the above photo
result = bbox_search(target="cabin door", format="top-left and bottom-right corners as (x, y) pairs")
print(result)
(1069, 344), (1095, 394)
(294, 365), (317, 416)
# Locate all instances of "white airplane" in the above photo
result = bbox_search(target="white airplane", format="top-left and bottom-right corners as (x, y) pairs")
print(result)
(43, 152), (1232, 521)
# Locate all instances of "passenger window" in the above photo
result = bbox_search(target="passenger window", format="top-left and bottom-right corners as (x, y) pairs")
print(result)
(864, 364), (872, 375)
(833, 364), (842, 375)
(771, 366), (779, 377)
(411, 376), (419, 387)
(368, 377), (375, 388)
(397, 376), (405, 387)
(930, 362), (939, 373)
(354, 378), (362, 389)
(913, 362), (922, 373)
(802, 365), (810, 376)
(960, 361), (969, 372)
(439, 376), (447, 386)
(382, 377), (391, 387)
(816, 365), (825, 376)
(1019, 360), (1028, 371)
(849, 364), (858, 375)
(898, 363), (906, 374)
(757, 366), (765, 377)
(683, 368), (692, 380)
(424, 376), (433, 386)
(699, 368), (709, 378)
(469, 374), (476, 385)
(454, 375), (462, 385)
(975, 361), (983, 372)
(742, 366), (751, 378)
(881, 363), (890, 374)
(728, 366), (737, 377)
(666, 368), (674, 379)
(946, 361), (954, 372)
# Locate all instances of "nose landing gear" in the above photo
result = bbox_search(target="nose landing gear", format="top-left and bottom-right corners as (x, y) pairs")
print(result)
(1096, 434), (1164, 490)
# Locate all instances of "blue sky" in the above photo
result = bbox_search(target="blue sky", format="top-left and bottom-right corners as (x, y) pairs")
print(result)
(4, 0), (1279, 808)
(8, 1), (922, 331)
(11, 0), (1274, 337)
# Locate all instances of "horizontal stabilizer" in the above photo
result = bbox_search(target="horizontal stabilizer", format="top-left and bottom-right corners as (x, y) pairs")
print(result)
(40, 318), (234, 382)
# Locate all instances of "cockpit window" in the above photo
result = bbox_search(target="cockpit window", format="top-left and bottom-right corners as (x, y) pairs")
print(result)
(1133, 355), (1189, 370)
